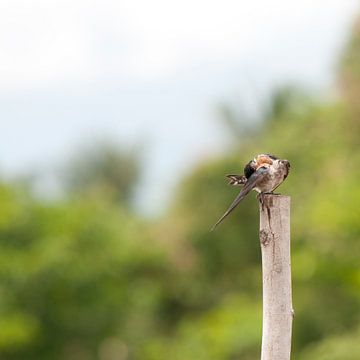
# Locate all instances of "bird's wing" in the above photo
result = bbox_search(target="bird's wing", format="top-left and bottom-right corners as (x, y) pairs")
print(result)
(211, 167), (269, 231)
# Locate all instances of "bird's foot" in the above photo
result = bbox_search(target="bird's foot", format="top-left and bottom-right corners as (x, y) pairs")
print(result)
(257, 193), (265, 205)
(258, 192), (279, 205)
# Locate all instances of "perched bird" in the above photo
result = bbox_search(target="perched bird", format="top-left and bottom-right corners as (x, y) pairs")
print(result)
(211, 154), (290, 230)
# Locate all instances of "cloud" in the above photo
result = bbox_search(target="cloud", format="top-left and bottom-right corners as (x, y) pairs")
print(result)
(0, 0), (358, 91)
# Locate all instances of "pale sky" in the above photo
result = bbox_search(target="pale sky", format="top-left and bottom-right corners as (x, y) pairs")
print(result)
(0, 0), (359, 214)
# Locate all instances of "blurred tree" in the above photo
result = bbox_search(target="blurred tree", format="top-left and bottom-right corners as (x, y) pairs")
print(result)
(0, 184), (171, 359)
(63, 141), (141, 205)
(339, 15), (360, 125)
(299, 326), (360, 360)
(264, 85), (312, 120)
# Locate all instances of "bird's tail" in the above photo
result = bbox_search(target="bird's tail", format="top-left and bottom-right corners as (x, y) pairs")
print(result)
(226, 174), (247, 186)
(210, 191), (248, 231)
(211, 168), (266, 231)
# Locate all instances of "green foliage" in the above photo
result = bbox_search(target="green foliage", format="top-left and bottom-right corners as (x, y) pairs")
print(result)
(142, 295), (262, 360)
(63, 141), (141, 205)
(0, 185), (169, 359)
(300, 326), (360, 360)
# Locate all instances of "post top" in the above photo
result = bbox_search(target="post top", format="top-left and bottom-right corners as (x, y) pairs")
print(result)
(259, 194), (290, 208)
(261, 194), (290, 199)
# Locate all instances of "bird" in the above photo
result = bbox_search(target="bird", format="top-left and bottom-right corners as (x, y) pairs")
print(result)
(211, 154), (290, 230)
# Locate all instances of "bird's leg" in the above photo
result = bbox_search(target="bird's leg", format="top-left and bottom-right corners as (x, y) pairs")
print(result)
(258, 191), (279, 206)
(257, 192), (265, 205)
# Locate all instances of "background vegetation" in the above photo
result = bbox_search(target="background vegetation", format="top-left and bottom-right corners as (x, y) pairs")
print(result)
(1, 16), (360, 360)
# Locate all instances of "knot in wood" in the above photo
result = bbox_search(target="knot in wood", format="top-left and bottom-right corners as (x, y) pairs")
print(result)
(260, 229), (272, 246)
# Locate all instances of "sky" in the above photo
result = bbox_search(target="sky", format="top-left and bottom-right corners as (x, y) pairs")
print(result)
(0, 0), (359, 215)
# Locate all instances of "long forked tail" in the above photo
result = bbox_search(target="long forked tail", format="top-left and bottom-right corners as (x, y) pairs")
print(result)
(211, 167), (268, 231)
(211, 190), (248, 231)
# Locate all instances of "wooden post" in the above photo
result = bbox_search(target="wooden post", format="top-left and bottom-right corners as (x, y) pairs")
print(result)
(259, 194), (293, 360)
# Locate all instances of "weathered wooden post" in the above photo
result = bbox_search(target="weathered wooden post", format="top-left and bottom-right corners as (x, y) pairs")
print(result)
(259, 194), (293, 360)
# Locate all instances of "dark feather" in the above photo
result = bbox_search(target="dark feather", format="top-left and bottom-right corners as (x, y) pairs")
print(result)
(243, 160), (256, 179)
